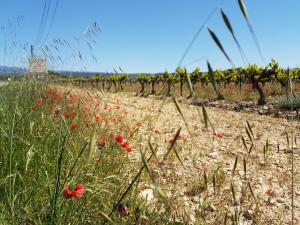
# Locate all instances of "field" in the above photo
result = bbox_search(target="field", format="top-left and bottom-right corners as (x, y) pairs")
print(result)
(0, 80), (299, 224)
(1, 1), (300, 224)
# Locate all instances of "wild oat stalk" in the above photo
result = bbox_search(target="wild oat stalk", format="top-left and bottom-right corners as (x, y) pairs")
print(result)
(243, 157), (247, 178)
(201, 104), (215, 133)
(241, 136), (248, 152)
(172, 96), (192, 136)
(220, 8), (248, 66)
(232, 156), (238, 176)
(237, 0), (265, 62)
(231, 182), (236, 205)
(287, 68), (295, 224)
(204, 171), (208, 190)
(212, 175), (216, 194)
(104, 153), (154, 224)
(207, 27), (235, 67)
(163, 128), (184, 169)
(207, 61), (225, 100)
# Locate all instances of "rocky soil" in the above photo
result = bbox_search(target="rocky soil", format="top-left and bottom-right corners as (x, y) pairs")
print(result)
(59, 85), (300, 224)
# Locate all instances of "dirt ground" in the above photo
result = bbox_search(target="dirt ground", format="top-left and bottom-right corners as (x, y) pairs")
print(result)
(60, 85), (300, 224)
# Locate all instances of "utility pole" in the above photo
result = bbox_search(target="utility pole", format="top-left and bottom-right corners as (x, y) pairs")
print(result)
(31, 45), (34, 59)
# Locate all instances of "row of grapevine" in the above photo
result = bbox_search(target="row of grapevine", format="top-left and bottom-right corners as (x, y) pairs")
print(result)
(60, 59), (300, 105)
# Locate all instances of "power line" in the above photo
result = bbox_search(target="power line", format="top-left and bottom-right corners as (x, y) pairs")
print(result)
(177, 0), (227, 68)
(34, 0), (50, 46)
(42, 0), (60, 44)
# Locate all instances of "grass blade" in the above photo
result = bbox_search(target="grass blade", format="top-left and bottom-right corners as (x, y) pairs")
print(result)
(237, 0), (265, 62)
(185, 68), (195, 98)
(163, 128), (182, 161)
(172, 97), (192, 135)
(207, 61), (224, 100)
(241, 136), (248, 151)
(104, 153), (154, 223)
(208, 27), (235, 67)
(232, 156), (238, 176)
(220, 8), (248, 65)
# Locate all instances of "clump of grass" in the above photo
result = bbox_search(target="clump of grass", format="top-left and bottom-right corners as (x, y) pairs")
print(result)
(0, 80), (172, 224)
(279, 94), (300, 110)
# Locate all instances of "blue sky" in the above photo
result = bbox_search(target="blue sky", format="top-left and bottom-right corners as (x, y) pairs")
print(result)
(1, 0), (300, 73)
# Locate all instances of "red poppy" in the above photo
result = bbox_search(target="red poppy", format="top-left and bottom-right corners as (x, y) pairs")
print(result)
(72, 184), (85, 199)
(71, 110), (77, 117)
(116, 135), (123, 144)
(95, 115), (101, 124)
(71, 124), (77, 130)
(167, 138), (174, 144)
(97, 139), (106, 149)
(63, 187), (74, 199)
(117, 203), (130, 217)
(265, 188), (273, 196)
(64, 112), (69, 119)
(36, 98), (44, 106)
(54, 108), (60, 115)
(216, 133), (224, 139)
(32, 105), (37, 110)
(176, 135), (183, 140)
(121, 142), (129, 149)
(63, 184), (85, 199)
(126, 147), (133, 153)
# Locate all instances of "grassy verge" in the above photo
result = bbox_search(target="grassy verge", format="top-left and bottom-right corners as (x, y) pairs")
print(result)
(0, 80), (173, 224)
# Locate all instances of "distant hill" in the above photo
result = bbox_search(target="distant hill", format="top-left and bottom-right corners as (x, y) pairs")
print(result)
(0, 66), (27, 75)
(0, 66), (161, 77)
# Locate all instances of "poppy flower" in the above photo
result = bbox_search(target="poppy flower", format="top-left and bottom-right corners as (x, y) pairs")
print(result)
(95, 116), (101, 124)
(126, 147), (133, 153)
(73, 184), (85, 199)
(71, 110), (77, 117)
(63, 187), (74, 199)
(265, 188), (273, 196)
(54, 108), (60, 115)
(36, 98), (44, 106)
(71, 124), (77, 130)
(176, 135), (183, 140)
(216, 133), (224, 139)
(167, 138), (174, 144)
(117, 203), (130, 217)
(63, 184), (85, 199)
(116, 135), (123, 144)
(64, 112), (69, 119)
(121, 141), (129, 149)
(97, 139), (106, 149)
(32, 105), (37, 110)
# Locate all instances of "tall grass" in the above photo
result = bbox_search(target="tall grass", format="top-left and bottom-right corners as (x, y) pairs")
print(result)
(0, 80), (173, 224)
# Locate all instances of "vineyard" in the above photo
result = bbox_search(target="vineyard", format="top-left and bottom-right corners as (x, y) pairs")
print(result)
(1, 0), (300, 224)
(56, 60), (300, 107)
